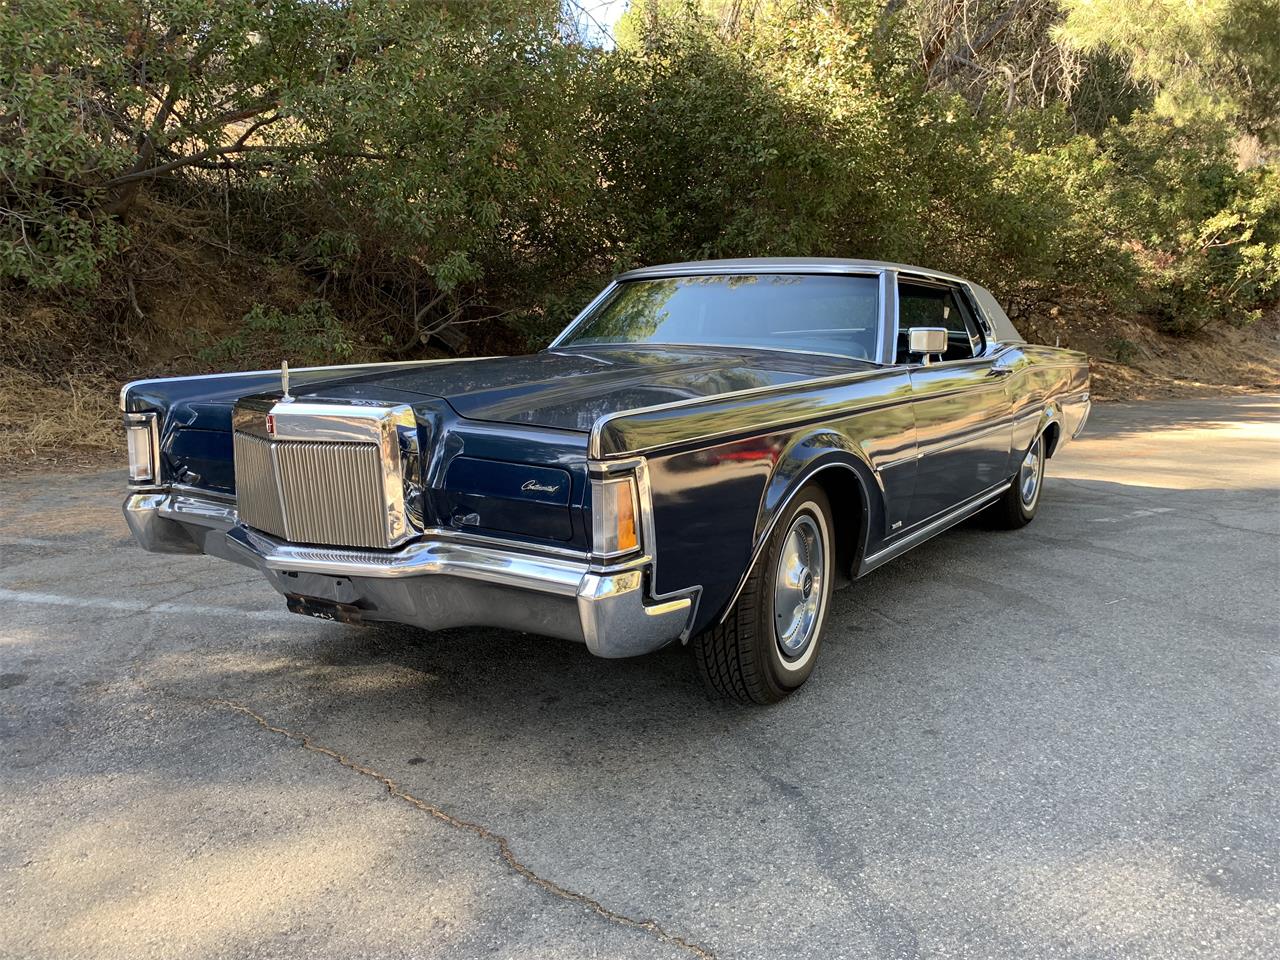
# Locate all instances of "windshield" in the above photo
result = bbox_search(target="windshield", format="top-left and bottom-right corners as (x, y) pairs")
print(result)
(562, 274), (881, 361)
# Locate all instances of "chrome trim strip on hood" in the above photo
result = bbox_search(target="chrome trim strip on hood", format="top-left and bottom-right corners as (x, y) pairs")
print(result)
(120, 356), (497, 411)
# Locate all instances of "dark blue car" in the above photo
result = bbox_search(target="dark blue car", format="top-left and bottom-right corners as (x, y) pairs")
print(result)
(122, 258), (1090, 702)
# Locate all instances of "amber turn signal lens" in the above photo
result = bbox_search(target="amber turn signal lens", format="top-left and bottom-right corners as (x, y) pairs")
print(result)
(614, 481), (637, 552)
(592, 475), (640, 557)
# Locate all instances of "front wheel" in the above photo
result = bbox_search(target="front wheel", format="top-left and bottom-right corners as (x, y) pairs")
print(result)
(988, 433), (1046, 529)
(692, 485), (834, 704)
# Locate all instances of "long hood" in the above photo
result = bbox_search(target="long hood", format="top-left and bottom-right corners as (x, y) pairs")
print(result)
(292, 346), (873, 433)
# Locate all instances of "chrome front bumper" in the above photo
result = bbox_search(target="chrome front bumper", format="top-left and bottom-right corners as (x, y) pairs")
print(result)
(123, 492), (695, 658)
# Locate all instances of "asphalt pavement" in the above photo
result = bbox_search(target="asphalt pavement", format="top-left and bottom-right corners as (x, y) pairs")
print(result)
(2, 394), (1277, 959)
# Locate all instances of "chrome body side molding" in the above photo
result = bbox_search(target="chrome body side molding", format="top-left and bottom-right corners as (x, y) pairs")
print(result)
(857, 481), (1011, 575)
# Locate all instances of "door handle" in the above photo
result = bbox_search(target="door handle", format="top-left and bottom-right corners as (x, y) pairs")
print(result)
(987, 357), (1016, 377)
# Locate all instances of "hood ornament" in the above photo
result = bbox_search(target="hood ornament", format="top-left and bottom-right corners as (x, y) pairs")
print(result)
(280, 360), (293, 403)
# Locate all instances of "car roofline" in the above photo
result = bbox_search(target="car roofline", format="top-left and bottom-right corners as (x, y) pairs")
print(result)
(615, 257), (969, 285)
(607, 258), (1024, 348)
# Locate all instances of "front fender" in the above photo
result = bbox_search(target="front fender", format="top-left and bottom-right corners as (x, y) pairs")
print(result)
(718, 434), (883, 625)
(757, 433), (881, 552)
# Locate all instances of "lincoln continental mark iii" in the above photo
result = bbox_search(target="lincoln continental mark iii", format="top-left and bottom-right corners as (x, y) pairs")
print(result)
(122, 258), (1090, 702)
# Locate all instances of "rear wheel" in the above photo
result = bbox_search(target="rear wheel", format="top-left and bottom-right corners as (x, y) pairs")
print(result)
(692, 486), (834, 704)
(988, 432), (1046, 529)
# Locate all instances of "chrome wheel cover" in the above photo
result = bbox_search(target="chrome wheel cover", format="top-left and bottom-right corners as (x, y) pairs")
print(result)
(773, 513), (825, 660)
(1019, 437), (1044, 508)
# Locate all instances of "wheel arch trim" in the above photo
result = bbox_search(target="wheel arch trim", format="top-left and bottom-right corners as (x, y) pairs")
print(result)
(716, 456), (875, 625)
(1041, 417), (1063, 458)
(1014, 401), (1064, 463)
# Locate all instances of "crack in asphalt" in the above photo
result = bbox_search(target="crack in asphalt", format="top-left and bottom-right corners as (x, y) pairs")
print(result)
(209, 698), (716, 960)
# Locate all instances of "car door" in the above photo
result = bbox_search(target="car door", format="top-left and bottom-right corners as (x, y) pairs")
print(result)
(898, 278), (1014, 528)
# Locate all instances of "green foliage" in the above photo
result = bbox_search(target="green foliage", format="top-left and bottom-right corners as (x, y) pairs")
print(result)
(3, 0), (595, 313)
(597, 10), (888, 263)
(1105, 336), (1140, 364)
(1, 0), (133, 287)
(1058, 0), (1280, 142)
(1102, 112), (1280, 331)
(198, 300), (355, 368)
(2, 0), (1277, 364)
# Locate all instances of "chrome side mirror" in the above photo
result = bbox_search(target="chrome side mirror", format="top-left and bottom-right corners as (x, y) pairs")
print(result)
(907, 327), (947, 364)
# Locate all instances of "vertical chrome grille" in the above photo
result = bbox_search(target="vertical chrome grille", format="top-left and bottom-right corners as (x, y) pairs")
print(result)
(233, 432), (286, 538)
(276, 440), (386, 547)
(232, 401), (421, 550)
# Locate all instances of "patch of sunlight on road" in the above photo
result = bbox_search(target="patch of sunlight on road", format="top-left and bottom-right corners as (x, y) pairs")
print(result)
(0, 628), (33, 647)
(7, 785), (477, 959)
(154, 648), (448, 700)
(1051, 417), (1280, 491)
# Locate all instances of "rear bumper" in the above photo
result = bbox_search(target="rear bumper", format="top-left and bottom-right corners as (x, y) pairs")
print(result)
(123, 492), (695, 658)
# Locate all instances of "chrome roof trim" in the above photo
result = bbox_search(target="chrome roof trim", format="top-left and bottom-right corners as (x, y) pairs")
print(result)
(615, 257), (965, 283)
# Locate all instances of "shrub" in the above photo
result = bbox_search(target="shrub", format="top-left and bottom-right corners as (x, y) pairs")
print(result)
(1102, 112), (1280, 332)
(197, 301), (356, 369)
(1105, 336), (1140, 364)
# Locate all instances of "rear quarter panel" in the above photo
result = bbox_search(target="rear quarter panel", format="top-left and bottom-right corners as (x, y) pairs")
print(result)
(1006, 345), (1090, 457)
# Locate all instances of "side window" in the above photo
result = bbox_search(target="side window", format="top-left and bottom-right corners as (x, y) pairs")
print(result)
(896, 281), (984, 363)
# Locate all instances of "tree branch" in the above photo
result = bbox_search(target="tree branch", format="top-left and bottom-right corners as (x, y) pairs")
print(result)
(101, 141), (387, 189)
(922, 0), (964, 76)
(173, 94), (281, 141)
(931, 2), (1030, 84)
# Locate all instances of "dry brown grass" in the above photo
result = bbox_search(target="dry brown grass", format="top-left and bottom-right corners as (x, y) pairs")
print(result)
(0, 367), (121, 470)
(1025, 302), (1280, 401)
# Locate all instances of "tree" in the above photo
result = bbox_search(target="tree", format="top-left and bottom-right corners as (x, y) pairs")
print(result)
(1056, 0), (1280, 142)
(1, 0), (603, 338)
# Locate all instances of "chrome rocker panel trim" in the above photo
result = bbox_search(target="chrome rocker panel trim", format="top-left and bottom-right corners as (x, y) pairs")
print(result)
(858, 480), (1012, 575)
(123, 492), (694, 659)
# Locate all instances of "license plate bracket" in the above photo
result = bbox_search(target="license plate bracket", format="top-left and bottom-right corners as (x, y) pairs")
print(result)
(285, 593), (365, 626)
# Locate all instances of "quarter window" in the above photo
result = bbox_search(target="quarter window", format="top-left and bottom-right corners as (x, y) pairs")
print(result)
(896, 282), (984, 363)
